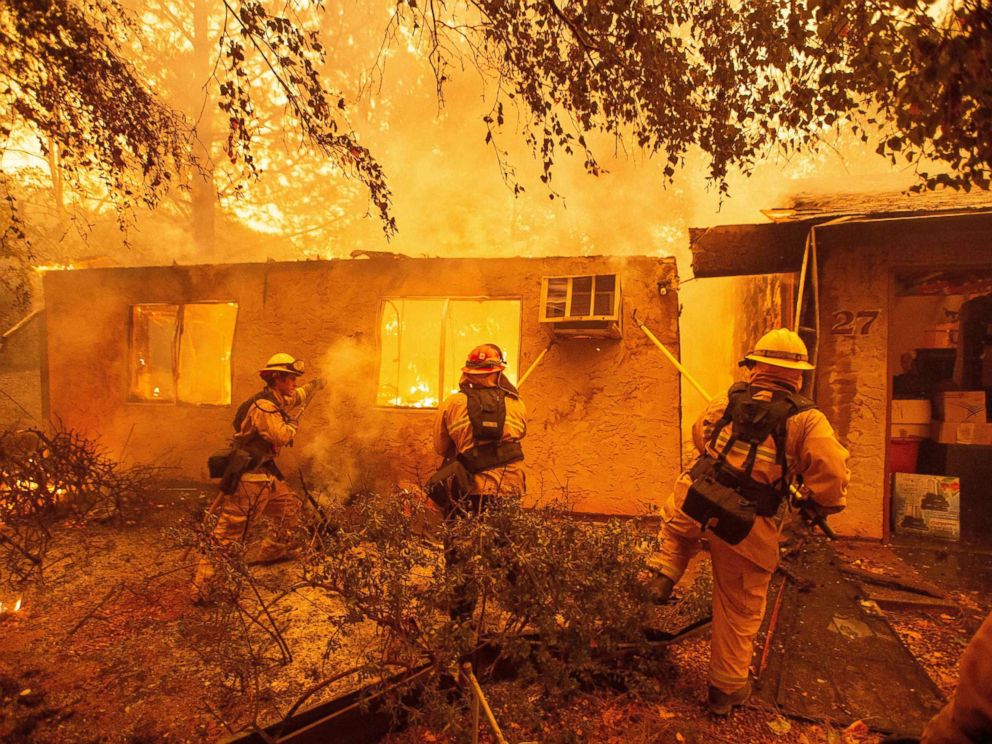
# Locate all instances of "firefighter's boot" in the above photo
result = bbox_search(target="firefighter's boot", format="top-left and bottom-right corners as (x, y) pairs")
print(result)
(249, 546), (298, 566)
(707, 680), (752, 715)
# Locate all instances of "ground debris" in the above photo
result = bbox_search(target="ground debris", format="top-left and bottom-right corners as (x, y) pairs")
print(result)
(857, 583), (958, 611)
(834, 542), (947, 598)
(2, 484), (989, 744)
(0, 486), (369, 743)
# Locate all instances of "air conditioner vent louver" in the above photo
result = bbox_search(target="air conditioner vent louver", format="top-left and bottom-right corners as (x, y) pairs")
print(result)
(539, 274), (622, 338)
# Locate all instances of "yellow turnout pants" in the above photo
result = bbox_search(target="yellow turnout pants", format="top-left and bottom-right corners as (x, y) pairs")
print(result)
(649, 475), (776, 694)
(192, 476), (301, 590)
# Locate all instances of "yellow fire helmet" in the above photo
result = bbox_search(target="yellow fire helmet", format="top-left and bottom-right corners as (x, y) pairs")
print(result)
(743, 328), (814, 370)
(259, 352), (305, 377)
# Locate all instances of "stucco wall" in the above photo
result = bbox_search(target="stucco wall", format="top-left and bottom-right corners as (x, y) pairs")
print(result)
(815, 219), (992, 538)
(0, 312), (45, 428)
(43, 256), (681, 516)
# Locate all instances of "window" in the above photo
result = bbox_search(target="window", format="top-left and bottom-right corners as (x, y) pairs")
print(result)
(540, 274), (620, 321)
(539, 274), (623, 338)
(129, 302), (238, 405)
(377, 299), (521, 408)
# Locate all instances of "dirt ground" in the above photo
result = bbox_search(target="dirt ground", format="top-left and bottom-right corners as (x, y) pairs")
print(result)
(390, 540), (992, 744)
(0, 485), (379, 743)
(1, 485), (989, 743)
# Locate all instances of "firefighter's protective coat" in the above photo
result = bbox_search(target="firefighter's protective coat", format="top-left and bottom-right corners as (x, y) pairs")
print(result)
(193, 380), (321, 591)
(923, 610), (992, 744)
(650, 367), (850, 693)
(434, 376), (527, 496)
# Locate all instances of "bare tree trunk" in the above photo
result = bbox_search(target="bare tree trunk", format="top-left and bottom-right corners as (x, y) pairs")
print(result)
(190, 0), (216, 259)
(46, 137), (65, 226)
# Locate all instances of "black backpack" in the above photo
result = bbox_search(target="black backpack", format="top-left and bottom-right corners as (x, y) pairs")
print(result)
(681, 382), (815, 544)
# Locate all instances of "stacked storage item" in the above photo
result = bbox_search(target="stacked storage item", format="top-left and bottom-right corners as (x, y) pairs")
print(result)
(890, 399), (931, 473)
(891, 473), (961, 540)
(930, 391), (991, 445)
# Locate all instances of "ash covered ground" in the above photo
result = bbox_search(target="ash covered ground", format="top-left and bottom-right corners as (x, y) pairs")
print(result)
(0, 484), (988, 743)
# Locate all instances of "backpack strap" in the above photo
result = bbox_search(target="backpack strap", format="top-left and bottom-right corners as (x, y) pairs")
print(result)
(232, 388), (291, 433)
(766, 391), (816, 493)
(708, 381), (749, 455)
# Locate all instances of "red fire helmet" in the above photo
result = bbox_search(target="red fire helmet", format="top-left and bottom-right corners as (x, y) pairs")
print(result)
(461, 344), (506, 374)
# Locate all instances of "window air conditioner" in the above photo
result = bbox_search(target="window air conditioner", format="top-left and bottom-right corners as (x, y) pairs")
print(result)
(539, 274), (623, 339)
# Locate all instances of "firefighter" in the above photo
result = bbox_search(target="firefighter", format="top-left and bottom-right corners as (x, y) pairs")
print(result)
(192, 353), (325, 600)
(920, 609), (992, 743)
(430, 343), (526, 619)
(647, 328), (850, 715)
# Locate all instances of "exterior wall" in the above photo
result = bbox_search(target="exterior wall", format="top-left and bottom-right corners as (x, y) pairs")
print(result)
(815, 221), (992, 538)
(43, 256), (681, 516)
(0, 312), (45, 428)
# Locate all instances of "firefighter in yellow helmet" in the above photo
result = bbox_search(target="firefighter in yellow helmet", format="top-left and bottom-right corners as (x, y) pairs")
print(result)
(192, 353), (326, 600)
(429, 343), (527, 619)
(647, 328), (850, 714)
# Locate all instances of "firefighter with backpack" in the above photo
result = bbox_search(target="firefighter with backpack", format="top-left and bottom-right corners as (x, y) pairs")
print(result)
(192, 353), (325, 601)
(428, 343), (527, 621)
(646, 328), (850, 715)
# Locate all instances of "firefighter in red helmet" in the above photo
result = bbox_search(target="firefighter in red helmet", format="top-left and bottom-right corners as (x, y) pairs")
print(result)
(428, 343), (527, 619)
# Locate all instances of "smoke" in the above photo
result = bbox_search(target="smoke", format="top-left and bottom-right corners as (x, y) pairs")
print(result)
(300, 335), (399, 499)
(31, 5), (926, 476)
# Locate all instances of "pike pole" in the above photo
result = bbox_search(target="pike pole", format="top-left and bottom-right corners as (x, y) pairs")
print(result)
(631, 309), (836, 539)
(631, 309), (712, 402)
(516, 339), (556, 389)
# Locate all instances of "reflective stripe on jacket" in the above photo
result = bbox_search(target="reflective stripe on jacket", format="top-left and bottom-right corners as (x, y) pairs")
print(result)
(434, 384), (527, 497)
(697, 371), (850, 511)
(685, 369), (850, 571)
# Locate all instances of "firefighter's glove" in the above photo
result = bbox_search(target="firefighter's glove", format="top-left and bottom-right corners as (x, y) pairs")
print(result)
(645, 571), (675, 605)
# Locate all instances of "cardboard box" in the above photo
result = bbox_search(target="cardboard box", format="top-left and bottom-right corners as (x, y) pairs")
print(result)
(931, 421), (957, 444)
(922, 329), (954, 349)
(891, 423), (930, 440)
(891, 399), (932, 424)
(934, 391), (987, 423)
(930, 421), (992, 445)
(959, 423), (992, 445)
(892, 473), (960, 540)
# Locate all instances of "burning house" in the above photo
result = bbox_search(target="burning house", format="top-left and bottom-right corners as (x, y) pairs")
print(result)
(23, 199), (992, 540)
(41, 255), (681, 516)
(691, 193), (992, 543)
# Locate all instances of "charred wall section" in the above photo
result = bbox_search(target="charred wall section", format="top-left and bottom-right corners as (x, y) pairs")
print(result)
(43, 256), (681, 516)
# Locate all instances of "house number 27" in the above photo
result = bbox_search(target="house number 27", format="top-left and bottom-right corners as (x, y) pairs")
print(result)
(831, 310), (880, 335)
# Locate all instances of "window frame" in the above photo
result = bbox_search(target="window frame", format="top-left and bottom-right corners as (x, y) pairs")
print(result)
(375, 295), (524, 411)
(539, 274), (622, 322)
(126, 300), (239, 407)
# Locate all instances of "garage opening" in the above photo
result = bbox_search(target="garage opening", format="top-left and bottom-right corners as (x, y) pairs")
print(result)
(888, 268), (992, 544)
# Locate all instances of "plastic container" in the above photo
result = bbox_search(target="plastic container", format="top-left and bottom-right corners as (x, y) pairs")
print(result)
(890, 439), (921, 474)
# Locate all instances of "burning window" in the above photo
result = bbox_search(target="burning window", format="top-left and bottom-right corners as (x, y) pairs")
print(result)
(129, 303), (238, 405)
(377, 299), (521, 408)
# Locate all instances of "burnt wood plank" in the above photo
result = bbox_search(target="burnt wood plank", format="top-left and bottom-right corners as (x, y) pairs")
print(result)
(689, 222), (814, 277)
